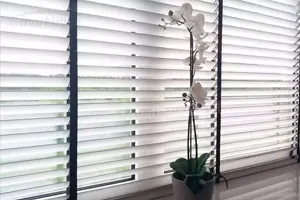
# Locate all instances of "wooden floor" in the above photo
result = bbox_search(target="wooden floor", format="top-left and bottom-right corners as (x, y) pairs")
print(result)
(156, 164), (300, 200)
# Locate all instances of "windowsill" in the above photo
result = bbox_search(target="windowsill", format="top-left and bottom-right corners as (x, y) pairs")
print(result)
(112, 158), (299, 200)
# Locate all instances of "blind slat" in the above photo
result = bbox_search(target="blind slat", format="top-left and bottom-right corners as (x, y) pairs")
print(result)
(0, 47), (69, 64)
(0, 156), (69, 177)
(0, 17), (69, 37)
(222, 119), (295, 134)
(0, 32), (69, 50)
(222, 134), (295, 151)
(222, 126), (295, 140)
(0, 170), (68, 188)
(0, 1), (69, 23)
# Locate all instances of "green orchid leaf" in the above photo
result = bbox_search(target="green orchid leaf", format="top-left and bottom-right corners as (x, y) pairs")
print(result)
(170, 162), (186, 176)
(170, 158), (189, 176)
(197, 153), (210, 172)
(173, 172), (186, 181)
(203, 171), (214, 181)
(185, 175), (206, 194)
(198, 168), (206, 178)
(190, 158), (197, 173)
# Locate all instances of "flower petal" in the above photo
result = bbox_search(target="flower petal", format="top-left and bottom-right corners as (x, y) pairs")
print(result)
(180, 3), (193, 22)
(173, 10), (182, 21)
(194, 14), (204, 26)
(190, 82), (207, 105)
(195, 57), (206, 65)
(193, 13), (205, 28)
(194, 65), (204, 70)
(193, 32), (206, 41)
(193, 26), (205, 36)
(180, 3), (193, 15)
(194, 61), (204, 69)
(195, 39), (205, 47)
(183, 57), (191, 65)
(197, 43), (209, 52)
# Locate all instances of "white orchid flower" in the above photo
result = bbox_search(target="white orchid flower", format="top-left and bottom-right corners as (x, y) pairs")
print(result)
(169, 10), (182, 24)
(195, 57), (206, 66)
(196, 41), (209, 65)
(191, 13), (205, 34)
(197, 42), (209, 51)
(183, 41), (208, 69)
(183, 57), (191, 65)
(168, 3), (206, 35)
(190, 82), (207, 105)
(166, 3), (208, 74)
(183, 57), (204, 69)
(196, 43), (209, 58)
(179, 3), (193, 21)
(193, 13), (205, 28)
(170, 3), (194, 27)
(193, 32), (207, 42)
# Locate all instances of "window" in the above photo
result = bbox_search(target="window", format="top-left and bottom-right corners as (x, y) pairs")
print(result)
(0, 0), (70, 199)
(220, 0), (299, 172)
(0, 0), (299, 200)
(76, 0), (218, 199)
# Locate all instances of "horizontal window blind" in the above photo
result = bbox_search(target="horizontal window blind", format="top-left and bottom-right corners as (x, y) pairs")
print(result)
(220, 0), (299, 172)
(76, 0), (219, 199)
(0, 0), (70, 200)
(1, 0), (299, 200)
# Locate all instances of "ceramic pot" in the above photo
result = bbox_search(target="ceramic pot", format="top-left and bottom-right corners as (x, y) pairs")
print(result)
(172, 174), (215, 200)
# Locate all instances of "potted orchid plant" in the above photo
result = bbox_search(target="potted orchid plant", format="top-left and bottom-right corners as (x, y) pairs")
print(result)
(160, 3), (226, 200)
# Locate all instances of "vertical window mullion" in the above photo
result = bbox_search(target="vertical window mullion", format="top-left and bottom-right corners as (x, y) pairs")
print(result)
(297, 11), (300, 162)
(67, 0), (78, 199)
(216, 0), (223, 180)
(297, 36), (300, 163)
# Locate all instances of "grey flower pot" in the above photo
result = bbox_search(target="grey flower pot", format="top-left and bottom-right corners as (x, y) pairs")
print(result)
(172, 174), (215, 200)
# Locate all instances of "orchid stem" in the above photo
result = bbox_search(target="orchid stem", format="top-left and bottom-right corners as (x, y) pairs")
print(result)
(190, 108), (193, 171)
(187, 30), (196, 173)
(187, 109), (191, 173)
(170, 16), (185, 25)
(192, 109), (198, 169)
(189, 31), (194, 86)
